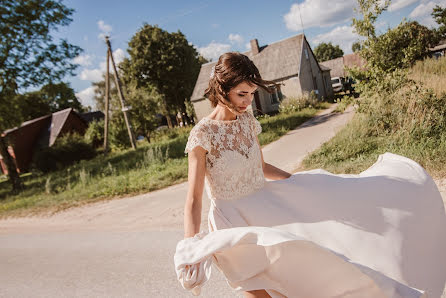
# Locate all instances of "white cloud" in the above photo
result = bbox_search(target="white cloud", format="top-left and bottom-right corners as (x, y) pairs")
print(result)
(388, 0), (419, 11)
(79, 48), (126, 83)
(79, 68), (103, 82)
(409, 0), (446, 27)
(197, 41), (231, 61)
(228, 33), (244, 44)
(97, 20), (112, 40)
(312, 25), (360, 55)
(284, 0), (356, 31)
(245, 42), (251, 51)
(75, 86), (96, 108)
(73, 54), (92, 67)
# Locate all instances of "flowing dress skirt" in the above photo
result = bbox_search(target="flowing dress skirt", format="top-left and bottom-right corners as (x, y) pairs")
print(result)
(174, 153), (446, 297)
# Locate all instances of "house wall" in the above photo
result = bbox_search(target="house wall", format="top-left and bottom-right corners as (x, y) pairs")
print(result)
(322, 71), (334, 99)
(280, 76), (302, 98)
(192, 98), (214, 121)
(299, 40), (329, 100)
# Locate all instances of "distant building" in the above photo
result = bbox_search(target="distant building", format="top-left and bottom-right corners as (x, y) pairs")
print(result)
(319, 53), (367, 79)
(0, 108), (104, 174)
(429, 39), (446, 58)
(190, 34), (334, 120)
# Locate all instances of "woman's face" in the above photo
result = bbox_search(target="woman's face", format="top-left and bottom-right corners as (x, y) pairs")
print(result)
(227, 81), (258, 113)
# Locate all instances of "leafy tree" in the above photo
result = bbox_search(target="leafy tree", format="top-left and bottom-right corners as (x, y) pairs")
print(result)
(40, 82), (84, 112)
(314, 42), (344, 62)
(13, 82), (84, 122)
(432, 5), (446, 38)
(352, 0), (390, 40)
(0, 0), (82, 191)
(13, 91), (52, 121)
(361, 20), (439, 73)
(120, 24), (206, 128)
(352, 41), (362, 52)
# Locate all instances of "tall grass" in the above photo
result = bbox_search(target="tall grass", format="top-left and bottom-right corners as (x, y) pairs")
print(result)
(304, 57), (446, 178)
(409, 56), (446, 95)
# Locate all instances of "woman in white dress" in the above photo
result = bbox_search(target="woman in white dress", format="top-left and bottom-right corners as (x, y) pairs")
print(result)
(175, 52), (446, 298)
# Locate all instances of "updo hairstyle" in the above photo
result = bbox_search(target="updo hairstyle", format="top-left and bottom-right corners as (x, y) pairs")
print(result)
(204, 52), (280, 112)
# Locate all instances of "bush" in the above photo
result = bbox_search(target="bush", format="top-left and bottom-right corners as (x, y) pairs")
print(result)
(278, 91), (319, 114)
(32, 133), (97, 173)
(84, 119), (104, 147)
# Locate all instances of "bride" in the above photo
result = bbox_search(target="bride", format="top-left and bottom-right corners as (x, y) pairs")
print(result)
(175, 52), (446, 298)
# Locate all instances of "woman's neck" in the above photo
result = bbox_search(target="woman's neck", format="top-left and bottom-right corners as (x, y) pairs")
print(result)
(209, 105), (238, 121)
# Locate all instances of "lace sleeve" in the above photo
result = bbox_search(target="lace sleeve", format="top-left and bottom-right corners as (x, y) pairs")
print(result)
(249, 112), (262, 135)
(184, 125), (211, 154)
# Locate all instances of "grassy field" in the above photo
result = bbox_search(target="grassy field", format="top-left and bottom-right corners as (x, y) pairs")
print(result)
(0, 103), (330, 218)
(302, 56), (446, 178)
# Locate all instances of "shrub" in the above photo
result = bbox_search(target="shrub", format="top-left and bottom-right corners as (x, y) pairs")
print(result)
(278, 92), (318, 114)
(32, 133), (97, 173)
(84, 119), (104, 147)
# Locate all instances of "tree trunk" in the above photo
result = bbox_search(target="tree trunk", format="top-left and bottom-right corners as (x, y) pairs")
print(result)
(0, 136), (22, 192)
(165, 114), (173, 129)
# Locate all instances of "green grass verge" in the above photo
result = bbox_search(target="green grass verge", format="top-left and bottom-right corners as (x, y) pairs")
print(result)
(0, 105), (329, 218)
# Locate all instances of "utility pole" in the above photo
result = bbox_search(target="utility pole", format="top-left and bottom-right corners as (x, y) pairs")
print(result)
(105, 36), (137, 150)
(103, 42), (110, 153)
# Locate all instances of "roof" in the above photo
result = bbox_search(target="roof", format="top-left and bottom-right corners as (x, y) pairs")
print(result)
(320, 57), (344, 77)
(80, 111), (105, 123)
(191, 34), (305, 101)
(3, 114), (51, 136)
(319, 53), (366, 78)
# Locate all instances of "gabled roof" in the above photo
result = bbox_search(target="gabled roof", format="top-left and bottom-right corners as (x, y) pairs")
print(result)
(320, 57), (344, 78)
(49, 108), (73, 146)
(191, 34), (305, 102)
(319, 53), (366, 78)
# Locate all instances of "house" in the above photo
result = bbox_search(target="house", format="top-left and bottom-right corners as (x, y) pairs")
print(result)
(320, 53), (367, 79)
(0, 108), (103, 174)
(429, 39), (446, 58)
(190, 34), (334, 120)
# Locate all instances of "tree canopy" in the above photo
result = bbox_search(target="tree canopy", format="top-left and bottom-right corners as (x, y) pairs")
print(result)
(432, 5), (446, 38)
(314, 42), (344, 62)
(120, 24), (206, 127)
(0, 0), (82, 130)
(0, 0), (82, 191)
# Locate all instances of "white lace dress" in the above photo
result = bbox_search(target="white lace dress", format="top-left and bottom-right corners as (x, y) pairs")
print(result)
(174, 111), (446, 298)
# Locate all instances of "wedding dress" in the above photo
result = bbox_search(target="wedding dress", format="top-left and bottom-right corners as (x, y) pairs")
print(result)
(174, 110), (446, 298)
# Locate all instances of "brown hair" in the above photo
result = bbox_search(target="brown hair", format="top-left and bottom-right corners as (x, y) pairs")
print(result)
(204, 52), (280, 112)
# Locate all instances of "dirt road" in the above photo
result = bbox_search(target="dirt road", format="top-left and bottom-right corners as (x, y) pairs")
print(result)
(1, 105), (444, 298)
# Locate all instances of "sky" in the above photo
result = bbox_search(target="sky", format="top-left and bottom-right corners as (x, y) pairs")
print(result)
(54, 0), (446, 109)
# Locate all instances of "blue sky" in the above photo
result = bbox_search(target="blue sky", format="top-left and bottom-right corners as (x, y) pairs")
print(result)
(56, 0), (445, 108)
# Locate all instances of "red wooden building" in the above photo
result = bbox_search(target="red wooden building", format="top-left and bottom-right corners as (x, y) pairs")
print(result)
(0, 108), (102, 174)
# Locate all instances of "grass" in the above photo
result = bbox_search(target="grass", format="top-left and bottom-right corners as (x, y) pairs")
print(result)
(303, 56), (446, 179)
(0, 103), (330, 219)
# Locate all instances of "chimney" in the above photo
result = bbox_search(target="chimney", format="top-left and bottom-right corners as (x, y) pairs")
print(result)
(250, 39), (259, 55)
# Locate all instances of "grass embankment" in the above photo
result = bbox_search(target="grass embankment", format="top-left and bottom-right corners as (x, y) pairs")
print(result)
(0, 103), (330, 218)
(303, 56), (446, 178)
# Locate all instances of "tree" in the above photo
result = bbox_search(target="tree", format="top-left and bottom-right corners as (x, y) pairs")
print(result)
(0, 0), (82, 191)
(352, 41), (362, 52)
(314, 42), (344, 62)
(362, 21), (439, 73)
(120, 24), (205, 128)
(13, 82), (84, 122)
(432, 5), (446, 38)
(40, 82), (84, 113)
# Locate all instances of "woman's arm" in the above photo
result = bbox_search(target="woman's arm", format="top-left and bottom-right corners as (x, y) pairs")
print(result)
(183, 146), (207, 239)
(255, 136), (292, 180)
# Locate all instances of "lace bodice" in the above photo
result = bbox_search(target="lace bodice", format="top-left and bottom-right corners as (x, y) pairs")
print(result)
(184, 111), (265, 200)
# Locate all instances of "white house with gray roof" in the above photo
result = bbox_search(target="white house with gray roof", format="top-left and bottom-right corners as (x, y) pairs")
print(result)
(190, 34), (333, 120)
